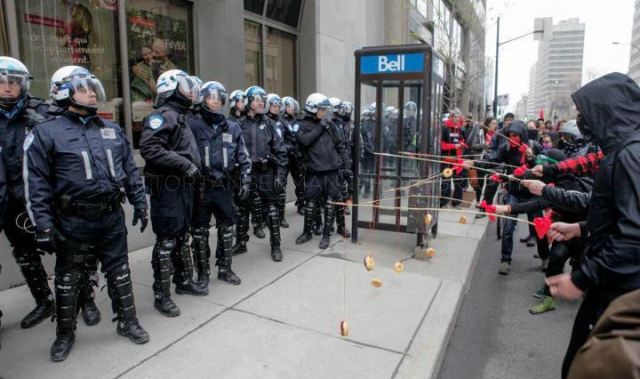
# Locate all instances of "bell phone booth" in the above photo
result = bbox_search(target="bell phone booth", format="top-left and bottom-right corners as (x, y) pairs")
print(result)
(351, 44), (445, 254)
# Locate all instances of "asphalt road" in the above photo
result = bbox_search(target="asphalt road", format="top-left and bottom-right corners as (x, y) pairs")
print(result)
(438, 221), (579, 379)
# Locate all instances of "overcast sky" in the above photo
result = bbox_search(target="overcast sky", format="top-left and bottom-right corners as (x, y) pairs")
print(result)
(485, 0), (635, 112)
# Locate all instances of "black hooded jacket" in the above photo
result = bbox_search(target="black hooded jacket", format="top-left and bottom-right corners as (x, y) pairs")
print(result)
(570, 72), (640, 298)
(480, 120), (541, 196)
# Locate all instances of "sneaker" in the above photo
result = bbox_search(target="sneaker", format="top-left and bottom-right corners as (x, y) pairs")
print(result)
(529, 296), (556, 314)
(499, 261), (511, 275)
(533, 287), (545, 299)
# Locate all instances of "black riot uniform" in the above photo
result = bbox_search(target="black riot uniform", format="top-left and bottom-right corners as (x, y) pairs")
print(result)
(295, 115), (348, 249)
(2, 97), (100, 328)
(283, 112), (305, 214)
(189, 112), (251, 287)
(140, 99), (208, 318)
(360, 111), (376, 198)
(330, 115), (353, 238)
(268, 111), (295, 228)
(234, 113), (288, 261)
(25, 110), (150, 361)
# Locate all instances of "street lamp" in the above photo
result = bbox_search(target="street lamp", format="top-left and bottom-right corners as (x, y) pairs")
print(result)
(492, 17), (544, 118)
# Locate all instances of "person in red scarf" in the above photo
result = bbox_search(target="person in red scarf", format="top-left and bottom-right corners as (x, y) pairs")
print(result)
(440, 109), (467, 208)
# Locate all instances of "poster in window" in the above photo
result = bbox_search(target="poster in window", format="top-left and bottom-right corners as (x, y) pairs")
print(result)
(16, 0), (121, 122)
(127, 9), (190, 119)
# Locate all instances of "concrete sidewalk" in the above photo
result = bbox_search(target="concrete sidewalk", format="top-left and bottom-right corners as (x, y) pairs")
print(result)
(0, 205), (487, 379)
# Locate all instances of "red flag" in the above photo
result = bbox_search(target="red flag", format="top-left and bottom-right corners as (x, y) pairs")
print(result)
(538, 107), (544, 120)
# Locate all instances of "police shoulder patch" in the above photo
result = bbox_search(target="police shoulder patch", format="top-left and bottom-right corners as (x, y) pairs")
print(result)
(23, 132), (34, 151)
(148, 115), (165, 130)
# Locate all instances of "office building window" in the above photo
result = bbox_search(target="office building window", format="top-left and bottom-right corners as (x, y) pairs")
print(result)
(245, 19), (262, 86)
(265, 27), (295, 97)
(125, 0), (194, 147)
(244, 0), (300, 96)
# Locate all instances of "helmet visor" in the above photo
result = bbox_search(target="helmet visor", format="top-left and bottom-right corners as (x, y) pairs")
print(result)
(202, 87), (227, 114)
(250, 92), (267, 114)
(0, 72), (29, 107)
(69, 76), (106, 109)
(177, 75), (200, 104)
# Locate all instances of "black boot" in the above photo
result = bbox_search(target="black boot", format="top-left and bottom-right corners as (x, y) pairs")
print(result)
(313, 204), (323, 236)
(174, 235), (208, 296)
(319, 204), (336, 249)
(252, 194), (266, 238)
(336, 204), (351, 238)
(267, 204), (283, 262)
(295, 201), (315, 245)
(13, 249), (55, 329)
(191, 227), (211, 289)
(234, 204), (250, 256)
(107, 263), (149, 345)
(217, 226), (241, 285)
(50, 272), (79, 362)
(279, 193), (289, 228)
(79, 256), (101, 326)
(152, 239), (180, 317)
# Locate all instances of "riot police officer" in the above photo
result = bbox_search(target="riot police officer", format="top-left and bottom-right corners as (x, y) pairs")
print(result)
(25, 66), (150, 361)
(266, 93), (293, 228)
(295, 93), (348, 249)
(328, 97), (352, 238)
(228, 90), (247, 123)
(281, 97), (304, 215)
(234, 86), (287, 261)
(337, 101), (356, 216)
(140, 69), (207, 319)
(189, 81), (251, 288)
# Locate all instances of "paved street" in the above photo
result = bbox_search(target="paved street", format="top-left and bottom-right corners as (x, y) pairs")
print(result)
(0, 205), (487, 379)
(438, 221), (579, 379)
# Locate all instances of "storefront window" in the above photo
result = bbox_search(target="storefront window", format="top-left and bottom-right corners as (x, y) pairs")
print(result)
(265, 27), (295, 97)
(126, 0), (193, 147)
(0, 3), (8, 55)
(245, 20), (262, 87)
(16, 0), (122, 125)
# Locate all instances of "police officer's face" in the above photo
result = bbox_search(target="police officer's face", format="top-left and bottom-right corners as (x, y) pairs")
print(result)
(74, 86), (97, 106)
(205, 95), (222, 112)
(270, 103), (280, 115)
(251, 98), (264, 113)
(316, 108), (327, 120)
(285, 105), (294, 116)
(236, 99), (246, 111)
(0, 76), (22, 99)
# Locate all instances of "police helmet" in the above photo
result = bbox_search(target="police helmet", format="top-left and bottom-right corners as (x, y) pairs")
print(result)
(245, 85), (268, 114)
(304, 93), (331, 115)
(50, 66), (106, 113)
(155, 69), (200, 108)
(200, 81), (227, 115)
(0, 56), (31, 109)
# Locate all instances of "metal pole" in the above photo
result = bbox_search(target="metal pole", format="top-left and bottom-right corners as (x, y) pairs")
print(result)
(493, 17), (500, 118)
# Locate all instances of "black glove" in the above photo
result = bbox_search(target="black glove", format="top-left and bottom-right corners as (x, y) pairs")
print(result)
(274, 175), (286, 194)
(185, 164), (200, 178)
(320, 120), (331, 130)
(35, 230), (56, 255)
(239, 178), (251, 201)
(132, 207), (149, 233)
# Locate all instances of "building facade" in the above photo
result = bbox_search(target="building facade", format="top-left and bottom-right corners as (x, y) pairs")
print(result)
(0, 0), (485, 289)
(627, 0), (640, 83)
(530, 18), (584, 122)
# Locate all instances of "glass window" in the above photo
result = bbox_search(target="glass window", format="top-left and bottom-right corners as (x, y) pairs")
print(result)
(16, 0), (123, 125)
(266, 0), (302, 27)
(0, 2), (8, 55)
(245, 20), (262, 87)
(265, 27), (295, 97)
(244, 0), (265, 15)
(126, 0), (193, 147)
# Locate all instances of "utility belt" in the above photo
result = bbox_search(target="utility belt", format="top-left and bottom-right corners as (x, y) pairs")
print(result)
(251, 158), (275, 172)
(56, 192), (124, 219)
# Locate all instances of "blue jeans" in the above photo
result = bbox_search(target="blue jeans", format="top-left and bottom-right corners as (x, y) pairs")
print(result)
(500, 194), (520, 262)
